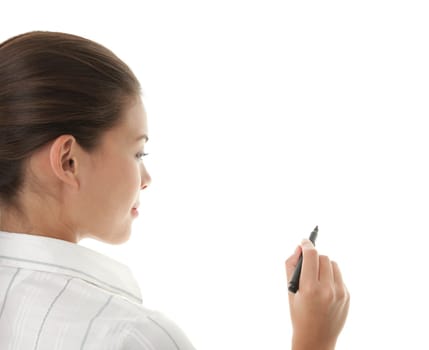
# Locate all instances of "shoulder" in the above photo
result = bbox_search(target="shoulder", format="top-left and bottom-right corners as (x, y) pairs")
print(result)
(118, 310), (196, 350)
(92, 295), (196, 350)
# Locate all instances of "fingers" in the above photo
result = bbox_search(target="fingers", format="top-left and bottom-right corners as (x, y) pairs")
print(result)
(300, 239), (319, 286)
(286, 240), (348, 300)
(332, 261), (350, 302)
(318, 255), (334, 286)
(285, 245), (302, 280)
(331, 261), (344, 285)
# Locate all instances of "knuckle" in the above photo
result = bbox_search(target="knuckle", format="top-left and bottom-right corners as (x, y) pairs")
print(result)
(300, 284), (319, 298)
(345, 286), (351, 302)
(337, 283), (351, 303)
(304, 249), (318, 259)
(322, 286), (335, 302)
(319, 254), (330, 263)
(335, 286), (346, 299)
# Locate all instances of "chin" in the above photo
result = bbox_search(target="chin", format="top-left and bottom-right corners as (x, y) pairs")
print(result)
(109, 235), (131, 245)
(111, 225), (133, 245)
(88, 224), (132, 245)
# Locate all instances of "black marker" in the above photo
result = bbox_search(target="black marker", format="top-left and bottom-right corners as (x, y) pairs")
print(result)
(288, 225), (318, 294)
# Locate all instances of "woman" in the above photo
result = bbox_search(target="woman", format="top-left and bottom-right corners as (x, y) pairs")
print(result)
(0, 31), (349, 349)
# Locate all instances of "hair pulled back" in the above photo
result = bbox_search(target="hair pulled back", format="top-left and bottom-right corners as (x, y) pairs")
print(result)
(0, 31), (141, 210)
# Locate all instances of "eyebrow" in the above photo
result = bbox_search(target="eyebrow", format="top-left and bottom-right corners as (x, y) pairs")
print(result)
(135, 134), (149, 142)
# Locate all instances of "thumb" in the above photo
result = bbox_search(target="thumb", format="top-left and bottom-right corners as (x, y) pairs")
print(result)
(285, 245), (302, 280)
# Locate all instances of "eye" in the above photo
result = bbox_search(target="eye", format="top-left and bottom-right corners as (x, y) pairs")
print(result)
(136, 152), (149, 161)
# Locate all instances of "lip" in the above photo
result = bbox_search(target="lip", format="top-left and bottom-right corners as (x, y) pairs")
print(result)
(131, 201), (140, 217)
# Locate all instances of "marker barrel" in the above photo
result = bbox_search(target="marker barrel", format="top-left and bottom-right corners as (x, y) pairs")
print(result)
(288, 226), (318, 294)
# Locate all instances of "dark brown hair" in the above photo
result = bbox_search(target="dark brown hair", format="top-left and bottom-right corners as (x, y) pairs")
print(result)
(0, 31), (141, 211)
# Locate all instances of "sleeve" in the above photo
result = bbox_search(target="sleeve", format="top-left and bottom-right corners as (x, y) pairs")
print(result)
(120, 311), (196, 350)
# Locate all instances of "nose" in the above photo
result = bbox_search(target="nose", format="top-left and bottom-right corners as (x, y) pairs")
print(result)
(140, 163), (152, 190)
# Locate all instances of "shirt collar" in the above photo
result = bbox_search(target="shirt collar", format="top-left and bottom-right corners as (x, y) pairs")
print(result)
(0, 230), (142, 304)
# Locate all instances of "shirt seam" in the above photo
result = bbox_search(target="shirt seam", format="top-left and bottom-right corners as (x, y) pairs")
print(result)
(147, 315), (181, 350)
(0, 255), (142, 304)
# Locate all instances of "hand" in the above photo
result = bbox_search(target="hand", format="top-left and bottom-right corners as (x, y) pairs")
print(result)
(285, 239), (350, 350)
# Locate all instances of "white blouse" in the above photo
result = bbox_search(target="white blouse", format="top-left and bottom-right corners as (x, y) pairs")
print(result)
(0, 230), (196, 350)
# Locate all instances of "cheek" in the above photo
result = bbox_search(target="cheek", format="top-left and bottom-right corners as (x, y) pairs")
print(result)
(111, 160), (141, 199)
(90, 159), (139, 208)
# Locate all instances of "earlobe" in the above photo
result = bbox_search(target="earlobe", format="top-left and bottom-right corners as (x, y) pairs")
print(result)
(49, 135), (80, 189)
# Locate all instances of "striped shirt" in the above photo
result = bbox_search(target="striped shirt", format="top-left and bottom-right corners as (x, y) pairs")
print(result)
(0, 230), (196, 350)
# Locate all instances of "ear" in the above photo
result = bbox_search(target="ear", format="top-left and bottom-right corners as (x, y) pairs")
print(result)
(49, 135), (80, 189)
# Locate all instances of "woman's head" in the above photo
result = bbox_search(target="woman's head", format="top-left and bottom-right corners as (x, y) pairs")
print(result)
(0, 31), (151, 244)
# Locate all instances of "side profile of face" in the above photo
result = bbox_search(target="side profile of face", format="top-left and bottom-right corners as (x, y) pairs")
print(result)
(0, 96), (151, 245)
(73, 96), (151, 244)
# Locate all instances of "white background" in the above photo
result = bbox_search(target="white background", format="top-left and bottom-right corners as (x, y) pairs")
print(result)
(2, 1), (429, 349)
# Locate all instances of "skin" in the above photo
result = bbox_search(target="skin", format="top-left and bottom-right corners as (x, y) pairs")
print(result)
(0, 95), (349, 347)
(0, 96), (151, 244)
(285, 239), (350, 350)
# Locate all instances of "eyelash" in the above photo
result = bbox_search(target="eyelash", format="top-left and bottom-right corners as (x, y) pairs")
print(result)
(136, 152), (149, 161)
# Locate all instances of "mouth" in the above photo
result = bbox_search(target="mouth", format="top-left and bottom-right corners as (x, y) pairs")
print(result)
(131, 202), (140, 216)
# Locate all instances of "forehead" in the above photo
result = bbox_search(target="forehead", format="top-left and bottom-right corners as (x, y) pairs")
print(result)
(120, 97), (148, 134)
(107, 97), (148, 142)
(95, 97), (148, 154)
